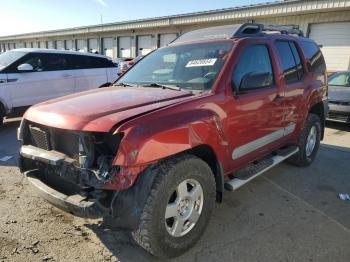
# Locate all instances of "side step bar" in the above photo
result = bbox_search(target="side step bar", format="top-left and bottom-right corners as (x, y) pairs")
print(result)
(224, 146), (299, 192)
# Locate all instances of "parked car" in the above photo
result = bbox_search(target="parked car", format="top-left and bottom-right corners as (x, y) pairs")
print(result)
(118, 55), (144, 75)
(18, 24), (327, 258)
(327, 71), (350, 123)
(0, 48), (118, 126)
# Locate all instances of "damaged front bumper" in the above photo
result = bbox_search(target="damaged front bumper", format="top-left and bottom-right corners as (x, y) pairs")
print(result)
(19, 144), (155, 229)
(25, 169), (109, 219)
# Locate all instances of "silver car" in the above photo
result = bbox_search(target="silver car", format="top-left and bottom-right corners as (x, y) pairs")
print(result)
(327, 71), (350, 123)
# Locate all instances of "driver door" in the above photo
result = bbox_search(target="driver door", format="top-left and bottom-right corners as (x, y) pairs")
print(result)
(7, 53), (75, 107)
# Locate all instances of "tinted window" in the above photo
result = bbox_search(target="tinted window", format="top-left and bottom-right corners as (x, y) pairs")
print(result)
(19, 53), (68, 72)
(275, 41), (301, 84)
(300, 41), (326, 74)
(289, 42), (304, 79)
(67, 55), (115, 69)
(232, 45), (274, 90)
(42, 54), (68, 71)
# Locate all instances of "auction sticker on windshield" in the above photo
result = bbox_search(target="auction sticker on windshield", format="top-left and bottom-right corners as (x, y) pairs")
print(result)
(186, 58), (217, 67)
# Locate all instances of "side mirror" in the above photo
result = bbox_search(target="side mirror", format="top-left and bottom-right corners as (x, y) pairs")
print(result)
(239, 72), (273, 91)
(17, 63), (34, 72)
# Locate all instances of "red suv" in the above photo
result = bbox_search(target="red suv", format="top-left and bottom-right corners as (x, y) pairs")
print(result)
(18, 24), (327, 258)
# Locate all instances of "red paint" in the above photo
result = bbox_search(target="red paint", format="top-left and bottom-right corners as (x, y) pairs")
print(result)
(23, 35), (327, 190)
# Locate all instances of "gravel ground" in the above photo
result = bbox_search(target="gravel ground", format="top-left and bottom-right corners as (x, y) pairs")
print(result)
(0, 119), (350, 262)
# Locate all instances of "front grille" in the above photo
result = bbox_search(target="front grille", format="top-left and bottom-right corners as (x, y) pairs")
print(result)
(327, 112), (350, 122)
(29, 126), (51, 150)
(26, 123), (79, 160)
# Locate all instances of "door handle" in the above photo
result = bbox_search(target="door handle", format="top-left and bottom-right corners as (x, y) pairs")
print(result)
(62, 74), (73, 78)
(273, 94), (284, 102)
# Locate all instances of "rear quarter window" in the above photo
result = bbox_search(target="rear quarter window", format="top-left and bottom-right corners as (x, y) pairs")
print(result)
(67, 55), (116, 69)
(300, 41), (326, 74)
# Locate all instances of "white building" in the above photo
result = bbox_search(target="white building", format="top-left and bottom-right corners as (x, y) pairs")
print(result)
(0, 0), (350, 72)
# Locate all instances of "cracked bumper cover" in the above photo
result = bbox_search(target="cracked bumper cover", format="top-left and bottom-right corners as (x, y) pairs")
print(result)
(24, 169), (110, 219)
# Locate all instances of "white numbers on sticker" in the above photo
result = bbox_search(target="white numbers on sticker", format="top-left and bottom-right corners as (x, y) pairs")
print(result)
(186, 58), (217, 67)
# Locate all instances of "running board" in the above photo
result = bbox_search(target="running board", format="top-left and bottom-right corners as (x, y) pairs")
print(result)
(224, 146), (299, 192)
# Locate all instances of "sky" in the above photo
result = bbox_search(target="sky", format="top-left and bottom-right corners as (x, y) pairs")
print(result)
(0, 0), (272, 37)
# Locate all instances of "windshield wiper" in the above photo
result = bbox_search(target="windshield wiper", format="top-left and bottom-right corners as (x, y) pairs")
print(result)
(114, 82), (137, 87)
(142, 82), (181, 91)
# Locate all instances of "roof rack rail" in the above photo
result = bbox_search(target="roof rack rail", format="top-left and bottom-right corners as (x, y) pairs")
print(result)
(262, 24), (304, 37)
(169, 23), (304, 45)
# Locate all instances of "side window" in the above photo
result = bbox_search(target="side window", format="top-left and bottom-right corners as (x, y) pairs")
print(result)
(289, 42), (304, 80)
(300, 41), (326, 74)
(67, 55), (88, 70)
(42, 54), (68, 71)
(232, 45), (274, 91)
(22, 55), (44, 72)
(275, 41), (302, 84)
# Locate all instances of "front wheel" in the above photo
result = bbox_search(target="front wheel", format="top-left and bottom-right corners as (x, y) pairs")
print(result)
(288, 113), (321, 167)
(132, 155), (216, 258)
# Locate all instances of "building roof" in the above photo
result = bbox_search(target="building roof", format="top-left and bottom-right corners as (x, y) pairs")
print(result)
(0, 0), (349, 41)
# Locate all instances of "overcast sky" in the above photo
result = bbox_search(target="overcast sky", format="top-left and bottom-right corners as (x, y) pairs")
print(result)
(0, 0), (271, 36)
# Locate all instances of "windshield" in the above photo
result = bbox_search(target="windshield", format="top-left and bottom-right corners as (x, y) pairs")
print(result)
(117, 41), (234, 91)
(328, 72), (350, 87)
(0, 51), (27, 70)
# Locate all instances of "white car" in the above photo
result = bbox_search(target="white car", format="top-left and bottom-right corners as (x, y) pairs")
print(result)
(0, 48), (119, 126)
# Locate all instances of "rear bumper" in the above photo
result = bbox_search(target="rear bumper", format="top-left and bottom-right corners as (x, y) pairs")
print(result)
(25, 169), (110, 219)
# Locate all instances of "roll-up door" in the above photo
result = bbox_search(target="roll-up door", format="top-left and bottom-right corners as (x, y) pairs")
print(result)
(102, 37), (114, 58)
(118, 36), (132, 58)
(159, 33), (177, 47)
(309, 22), (350, 72)
(88, 38), (99, 53)
(56, 40), (65, 50)
(137, 35), (153, 56)
(77, 39), (87, 52)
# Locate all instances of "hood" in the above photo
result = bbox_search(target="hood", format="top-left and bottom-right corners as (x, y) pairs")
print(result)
(25, 86), (193, 132)
(328, 85), (350, 102)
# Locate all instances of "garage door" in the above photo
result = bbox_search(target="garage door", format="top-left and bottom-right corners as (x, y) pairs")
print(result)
(56, 40), (65, 50)
(119, 37), (132, 58)
(88, 38), (99, 53)
(77, 39), (87, 52)
(39, 41), (46, 48)
(66, 40), (74, 50)
(102, 38), (114, 59)
(309, 22), (350, 72)
(137, 35), (153, 56)
(47, 41), (54, 49)
(159, 33), (177, 47)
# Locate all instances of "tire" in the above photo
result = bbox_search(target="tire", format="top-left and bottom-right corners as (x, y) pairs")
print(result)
(288, 113), (321, 167)
(0, 116), (3, 128)
(132, 154), (216, 258)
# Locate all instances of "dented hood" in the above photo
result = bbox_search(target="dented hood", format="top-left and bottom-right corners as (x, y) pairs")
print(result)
(24, 86), (193, 132)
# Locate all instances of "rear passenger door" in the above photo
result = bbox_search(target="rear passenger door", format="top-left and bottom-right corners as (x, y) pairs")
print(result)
(69, 55), (110, 92)
(7, 53), (76, 107)
(273, 40), (305, 134)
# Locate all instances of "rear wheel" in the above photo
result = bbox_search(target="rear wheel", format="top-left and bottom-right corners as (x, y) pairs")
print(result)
(289, 113), (321, 166)
(132, 155), (216, 258)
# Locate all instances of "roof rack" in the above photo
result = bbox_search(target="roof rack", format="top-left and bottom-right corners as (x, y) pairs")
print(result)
(262, 24), (304, 37)
(170, 23), (304, 45)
